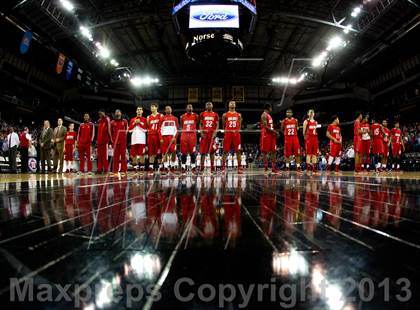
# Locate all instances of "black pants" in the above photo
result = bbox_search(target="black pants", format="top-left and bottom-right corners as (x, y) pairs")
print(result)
(8, 146), (17, 173)
(20, 147), (28, 172)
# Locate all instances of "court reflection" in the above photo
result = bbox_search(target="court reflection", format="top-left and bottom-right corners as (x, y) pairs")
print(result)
(0, 175), (414, 244)
(0, 174), (419, 309)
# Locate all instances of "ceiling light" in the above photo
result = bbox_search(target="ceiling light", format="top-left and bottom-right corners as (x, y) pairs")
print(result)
(351, 6), (362, 17)
(312, 52), (328, 68)
(130, 76), (159, 87)
(110, 59), (119, 67)
(60, 0), (74, 12)
(343, 24), (353, 34)
(98, 46), (110, 59)
(272, 76), (302, 85)
(327, 36), (345, 51)
(79, 26), (92, 40)
(298, 73), (306, 82)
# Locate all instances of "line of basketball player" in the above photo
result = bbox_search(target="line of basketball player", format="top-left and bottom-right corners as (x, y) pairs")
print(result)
(58, 100), (405, 175)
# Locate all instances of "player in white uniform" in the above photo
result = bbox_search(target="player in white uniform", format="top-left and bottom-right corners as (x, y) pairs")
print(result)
(241, 152), (247, 169)
(216, 154), (222, 171)
(205, 155), (210, 169)
(233, 154), (238, 169)
(227, 154), (233, 170)
(196, 153), (201, 170)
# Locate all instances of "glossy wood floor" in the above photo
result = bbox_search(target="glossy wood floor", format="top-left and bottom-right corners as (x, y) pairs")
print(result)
(0, 170), (419, 309)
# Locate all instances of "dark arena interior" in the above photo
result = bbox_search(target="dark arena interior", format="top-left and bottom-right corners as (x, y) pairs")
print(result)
(1, 0), (420, 309)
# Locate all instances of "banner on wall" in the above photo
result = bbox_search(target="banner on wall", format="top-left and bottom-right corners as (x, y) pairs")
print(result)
(212, 87), (223, 103)
(66, 60), (73, 80)
(188, 88), (199, 103)
(20, 31), (33, 54)
(56, 53), (66, 74)
(232, 86), (244, 102)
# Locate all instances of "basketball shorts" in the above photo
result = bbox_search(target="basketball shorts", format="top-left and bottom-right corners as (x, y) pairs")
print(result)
(305, 136), (319, 156)
(260, 134), (276, 153)
(284, 136), (300, 157)
(180, 134), (197, 154)
(361, 140), (371, 155)
(161, 136), (176, 154)
(130, 144), (146, 157)
(372, 139), (383, 155)
(147, 134), (160, 156)
(64, 145), (74, 160)
(392, 144), (402, 157)
(223, 132), (241, 153)
(329, 143), (342, 158)
(199, 132), (217, 154)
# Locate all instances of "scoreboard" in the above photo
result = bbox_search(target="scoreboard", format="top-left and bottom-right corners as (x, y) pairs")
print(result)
(173, 0), (256, 15)
(172, 0), (257, 63)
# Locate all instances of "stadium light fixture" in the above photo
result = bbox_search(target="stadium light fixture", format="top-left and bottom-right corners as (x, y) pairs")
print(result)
(327, 36), (345, 51)
(95, 43), (110, 59)
(130, 76), (159, 87)
(79, 26), (93, 41)
(110, 59), (119, 67)
(272, 76), (303, 85)
(59, 0), (74, 12)
(312, 51), (328, 68)
(351, 6), (362, 17)
(343, 24), (353, 34)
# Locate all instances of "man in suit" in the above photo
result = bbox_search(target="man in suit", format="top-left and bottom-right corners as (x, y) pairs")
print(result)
(7, 127), (20, 173)
(52, 118), (67, 173)
(39, 120), (53, 173)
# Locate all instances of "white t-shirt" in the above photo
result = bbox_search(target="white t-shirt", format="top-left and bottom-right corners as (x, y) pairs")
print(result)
(161, 120), (177, 136)
(362, 132), (370, 140)
(131, 126), (146, 145)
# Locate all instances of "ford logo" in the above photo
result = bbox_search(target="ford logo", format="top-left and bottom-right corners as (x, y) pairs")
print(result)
(192, 12), (236, 22)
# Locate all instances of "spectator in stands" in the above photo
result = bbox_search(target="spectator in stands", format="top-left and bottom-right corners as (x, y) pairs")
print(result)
(0, 132), (5, 155)
(7, 127), (20, 173)
(19, 127), (31, 173)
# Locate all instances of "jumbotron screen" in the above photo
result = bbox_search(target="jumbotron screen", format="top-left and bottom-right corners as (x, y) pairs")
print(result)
(189, 5), (240, 29)
(173, 0), (256, 15)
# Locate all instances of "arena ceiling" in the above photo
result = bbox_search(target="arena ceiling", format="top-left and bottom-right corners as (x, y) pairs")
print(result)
(1, 0), (419, 87)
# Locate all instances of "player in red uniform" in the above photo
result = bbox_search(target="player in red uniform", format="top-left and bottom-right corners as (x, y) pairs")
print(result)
(147, 102), (163, 173)
(391, 121), (404, 172)
(381, 119), (391, 171)
(97, 109), (112, 173)
(199, 102), (219, 172)
(63, 123), (77, 172)
(222, 100), (243, 173)
(303, 109), (319, 174)
(281, 109), (301, 171)
(360, 114), (371, 172)
(159, 105), (179, 173)
(180, 104), (199, 173)
(354, 112), (363, 172)
(260, 103), (279, 173)
(371, 117), (384, 172)
(129, 106), (147, 172)
(111, 109), (128, 174)
(326, 115), (342, 173)
(77, 113), (95, 173)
